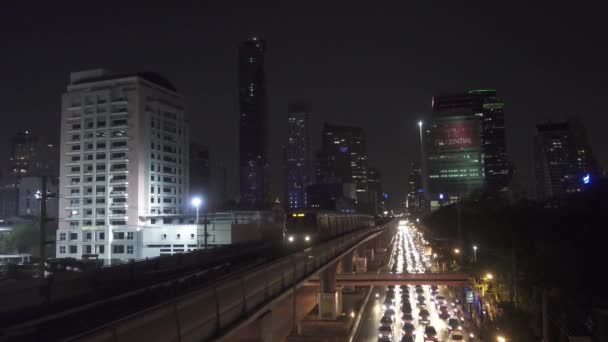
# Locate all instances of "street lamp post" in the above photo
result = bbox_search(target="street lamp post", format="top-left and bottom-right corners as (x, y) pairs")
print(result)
(473, 245), (478, 263)
(191, 197), (203, 249)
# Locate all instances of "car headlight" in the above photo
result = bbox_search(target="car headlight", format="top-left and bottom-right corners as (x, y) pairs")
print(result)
(458, 326), (462, 330)
(305, 235), (310, 241)
(288, 236), (294, 242)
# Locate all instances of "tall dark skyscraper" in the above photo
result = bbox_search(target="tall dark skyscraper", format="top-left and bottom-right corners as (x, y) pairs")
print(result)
(367, 167), (383, 215)
(533, 119), (597, 201)
(316, 123), (368, 204)
(472, 90), (510, 190)
(407, 162), (423, 212)
(285, 103), (312, 209)
(189, 142), (210, 203)
(238, 36), (269, 208)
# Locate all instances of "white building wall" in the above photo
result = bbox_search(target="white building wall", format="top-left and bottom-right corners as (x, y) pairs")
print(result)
(56, 70), (188, 262)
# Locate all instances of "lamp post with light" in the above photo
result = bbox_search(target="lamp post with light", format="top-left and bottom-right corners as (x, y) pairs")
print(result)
(191, 196), (207, 249)
(473, 245), (478, 263)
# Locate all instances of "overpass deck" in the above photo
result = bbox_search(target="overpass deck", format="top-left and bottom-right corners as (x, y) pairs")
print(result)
(307, 272), (469, 286)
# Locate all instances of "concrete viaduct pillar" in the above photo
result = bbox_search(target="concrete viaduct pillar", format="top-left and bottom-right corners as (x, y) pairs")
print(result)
(318, 263), (343, 320)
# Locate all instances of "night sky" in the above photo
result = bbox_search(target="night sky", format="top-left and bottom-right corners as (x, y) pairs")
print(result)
(1, 2), (607, 207)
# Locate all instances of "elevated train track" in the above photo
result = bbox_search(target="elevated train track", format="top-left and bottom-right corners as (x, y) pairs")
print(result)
(1, 217), (390, 341)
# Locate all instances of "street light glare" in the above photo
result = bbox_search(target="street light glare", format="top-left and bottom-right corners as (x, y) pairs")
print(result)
(473, 245), (478, 250)
(497, 336), (506, 342)
(454, 248), (460, 254)
(418, 121), (423, 127)
(485, 273), (494, 280)
(191, 197), (202, 207)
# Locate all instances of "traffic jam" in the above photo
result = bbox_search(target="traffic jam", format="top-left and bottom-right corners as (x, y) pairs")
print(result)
(375, 220), (475, 342)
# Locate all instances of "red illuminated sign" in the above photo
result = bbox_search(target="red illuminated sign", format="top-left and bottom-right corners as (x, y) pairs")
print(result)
(433, 121), (478, 149)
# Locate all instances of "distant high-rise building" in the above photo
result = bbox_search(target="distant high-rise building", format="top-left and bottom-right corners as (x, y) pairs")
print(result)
(56, 69), (189, 260)
(190, 142), (210, 204)
(426, 95), (484, 208)
(0, 131), (58, 218)
(407, 163), (423, 212)
(6, 131), (57, 187)
(18, 176), (59, 218)
(425, 90), (511, 208)
(533, 119), (597, 201)
(367, 167), (383, 215)
(285, 103), (312, 209)
(316, 123), (368, 204)
(238, 36), (269, 208)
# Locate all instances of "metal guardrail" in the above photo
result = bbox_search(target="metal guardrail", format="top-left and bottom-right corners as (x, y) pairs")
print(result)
(60, 222), (391, 342)
(0, 242), (268, 319)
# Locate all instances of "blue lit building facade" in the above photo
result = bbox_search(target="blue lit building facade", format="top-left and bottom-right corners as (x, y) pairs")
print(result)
(285, 103), (312, 209)
(238, 37), (269, 208)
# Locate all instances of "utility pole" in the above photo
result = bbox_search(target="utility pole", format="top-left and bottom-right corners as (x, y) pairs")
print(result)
(204, 209), (209, 249)
(542, 288), (549, 342)
(511, 243), (517, 306)
(38, 176), (47, 279)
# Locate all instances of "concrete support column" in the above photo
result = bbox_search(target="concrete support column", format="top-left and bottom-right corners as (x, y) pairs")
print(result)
(342, 251), (354, 273)
(260, 310), (274, 342)
(320, 263), (337, 293)
(341, 251), (355, 292)
(319, 263), (339, 320)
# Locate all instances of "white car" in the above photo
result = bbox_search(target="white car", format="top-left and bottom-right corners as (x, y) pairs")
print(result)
(378, 325), (393, 340)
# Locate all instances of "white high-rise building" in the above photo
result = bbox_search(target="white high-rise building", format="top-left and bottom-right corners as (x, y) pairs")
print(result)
(56, 69), (190, 261)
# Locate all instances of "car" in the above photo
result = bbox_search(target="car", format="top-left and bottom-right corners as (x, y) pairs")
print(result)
(435, 295), (446, 305)
(378, 325), (393, 339)
(447, 318), (461, 331)
(415, 288), (424, 294)
(402, 322), (415, 335)
(423, 326), (438, 341)
(402, 313), (414, 323)
(380, 315), (394, 328)
(416, 301), (427, 308)
(419, 317), (431, 325)
(385, 308), (396, 318)
(378, 336), (392, 342)
(449, 330), (464, 341)
(419, 309), (430, 318)
(417, 295), (425, 302)
(400, 335), (414, 342)
(439, 309), (450, 320)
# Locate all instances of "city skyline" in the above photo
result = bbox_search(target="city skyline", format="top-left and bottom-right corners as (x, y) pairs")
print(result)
(0, 2), (607, 205)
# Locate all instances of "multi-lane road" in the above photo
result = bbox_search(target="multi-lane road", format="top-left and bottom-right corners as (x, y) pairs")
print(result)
(356, 220), (476, 342)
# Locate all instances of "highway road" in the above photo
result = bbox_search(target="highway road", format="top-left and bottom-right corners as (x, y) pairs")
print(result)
(356, 220), (475, 342)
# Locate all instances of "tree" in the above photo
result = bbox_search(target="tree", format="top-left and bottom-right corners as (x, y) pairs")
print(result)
(0, 222), (39, 256)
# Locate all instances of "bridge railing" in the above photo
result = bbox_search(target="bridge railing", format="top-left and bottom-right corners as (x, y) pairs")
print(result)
(0, 242), (267, 318)
(67, 222), (392, 341)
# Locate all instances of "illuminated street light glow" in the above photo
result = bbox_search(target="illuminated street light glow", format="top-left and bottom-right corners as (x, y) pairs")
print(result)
(473, 245), (478, 251)
(454, 248), (460, 254)
(191, 197), (202, 208)
(497, 336), (506, 342)
(418, 120), (423, 127)
(485, 273), (494, 280)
